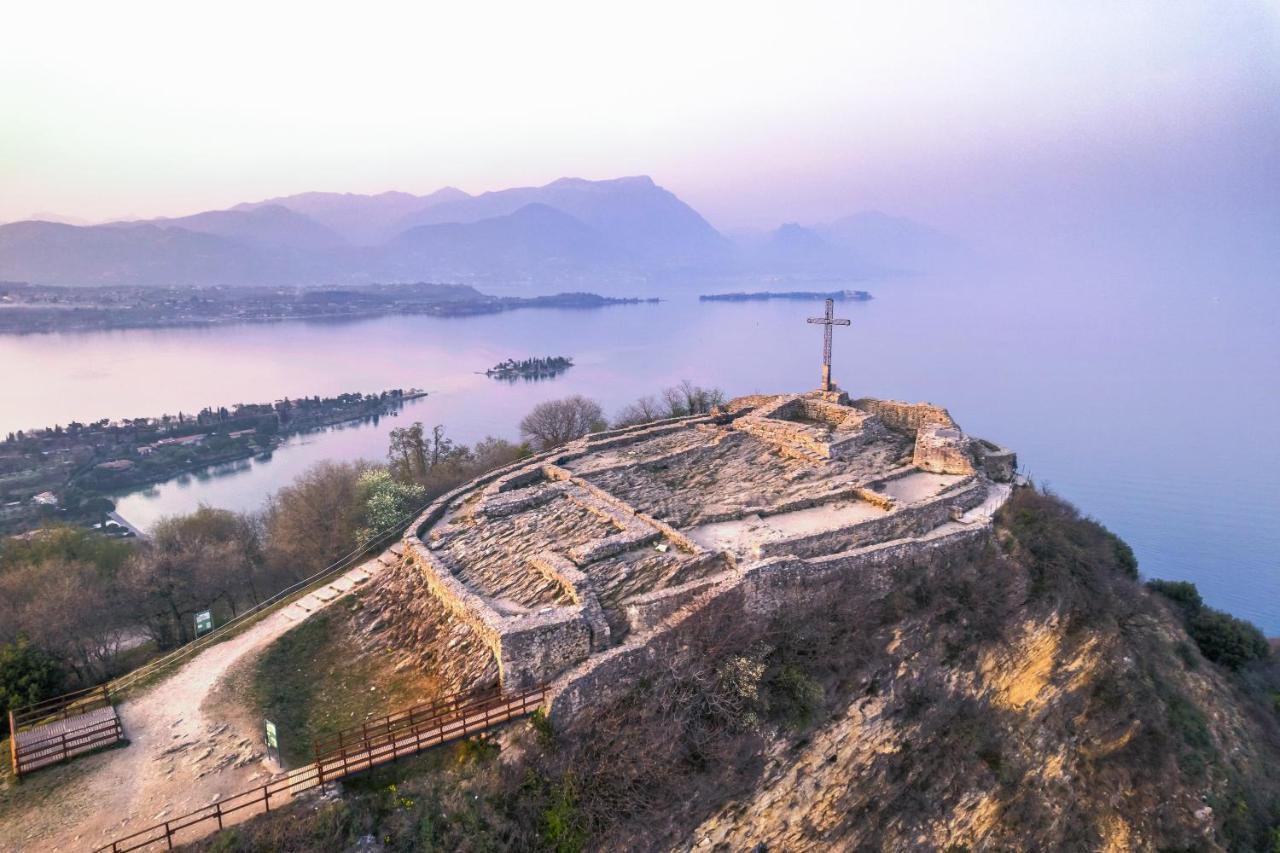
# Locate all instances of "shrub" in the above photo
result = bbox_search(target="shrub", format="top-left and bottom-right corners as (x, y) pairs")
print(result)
(1147, 579), (1204, 613)
(0, 636), (64, 734)
(766, 664), (824, 730)
(1188, 610), (1270, 671)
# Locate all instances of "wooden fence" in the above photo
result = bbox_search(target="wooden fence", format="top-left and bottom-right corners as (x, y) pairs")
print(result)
(9, 684), (123, 777)
(313, 684), (546, 784)
(95, 685), (548, 852)
(311, 683), (502, 760)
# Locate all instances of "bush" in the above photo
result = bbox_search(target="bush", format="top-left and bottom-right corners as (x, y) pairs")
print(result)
(766, 664), (824, 730)
(520, 396), (606, 450)
(0, 636), (64, 734)
(1188, 610), (1270, 671)
(1147, 578), (1270, 671)
(1147, 579), (1204, 613)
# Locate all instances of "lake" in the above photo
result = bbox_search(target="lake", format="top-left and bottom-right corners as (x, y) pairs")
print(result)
(1, 266), (1277, 633)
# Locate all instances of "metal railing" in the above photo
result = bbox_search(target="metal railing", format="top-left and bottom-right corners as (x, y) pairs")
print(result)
(95, 685), (548, 852)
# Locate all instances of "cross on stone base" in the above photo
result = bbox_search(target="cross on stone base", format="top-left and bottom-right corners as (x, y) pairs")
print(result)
(807, 298), (851, 392)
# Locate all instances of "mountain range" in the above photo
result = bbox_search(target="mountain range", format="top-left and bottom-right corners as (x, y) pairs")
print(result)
(0, 176), (958, 291)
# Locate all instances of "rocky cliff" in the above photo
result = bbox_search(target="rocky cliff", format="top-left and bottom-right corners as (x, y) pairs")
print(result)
(190, 486), (1280, 852)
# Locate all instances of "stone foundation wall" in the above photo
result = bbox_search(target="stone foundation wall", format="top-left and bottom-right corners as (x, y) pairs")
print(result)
(975, 440), (1018, 482)
(913, 424), (976, 475)
(406, 529), (594, 689)
(622, 571), (734, 636)
(756, 479), (984, 560)
(852, 398), (956, 432)
(546, 522), (992, 723)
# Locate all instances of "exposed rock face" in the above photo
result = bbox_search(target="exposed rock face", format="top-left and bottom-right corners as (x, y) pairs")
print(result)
(354, 551), (500, 693)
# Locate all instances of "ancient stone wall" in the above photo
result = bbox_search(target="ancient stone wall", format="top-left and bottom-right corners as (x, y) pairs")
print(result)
(756, 479), (983, 560)
(975, 440), (1018, 482)
(852, 398), (956, 433)
(546, 522), (992, 723)
(622, 572), (733, 636)
(912, 424), (976, 475)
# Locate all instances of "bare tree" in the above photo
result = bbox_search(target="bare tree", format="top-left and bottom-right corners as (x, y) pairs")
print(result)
(263, 460), (368, 580)
(616, 382), (726, 426)
(519, 395), (606, 450)
(614, 394), (663, 427)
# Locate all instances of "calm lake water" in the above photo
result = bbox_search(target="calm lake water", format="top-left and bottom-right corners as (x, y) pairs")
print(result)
(1, 266), (1277, 632)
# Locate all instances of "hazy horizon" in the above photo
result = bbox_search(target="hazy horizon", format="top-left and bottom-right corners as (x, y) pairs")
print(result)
(4, 1), (1278, 250)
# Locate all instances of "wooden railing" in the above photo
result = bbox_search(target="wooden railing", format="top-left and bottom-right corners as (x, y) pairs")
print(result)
(95, 685), (548, 852)
(311, 684), (501, 759)
(12, 713), (124, 777)
(10, 683), (111, 732)
(9, 684), (123, 778)
(314, 685), (542, 784)
(95, 763), (323, 852)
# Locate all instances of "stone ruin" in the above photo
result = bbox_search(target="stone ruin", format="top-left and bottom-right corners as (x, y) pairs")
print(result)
(386, 389), (1017, 720)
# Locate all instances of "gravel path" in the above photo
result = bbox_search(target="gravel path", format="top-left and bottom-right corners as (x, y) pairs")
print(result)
(0, 554), (392, 853)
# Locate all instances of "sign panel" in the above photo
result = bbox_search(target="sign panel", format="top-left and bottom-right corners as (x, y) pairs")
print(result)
(265, 719), (278, 751)
(194, 610), (213, 636)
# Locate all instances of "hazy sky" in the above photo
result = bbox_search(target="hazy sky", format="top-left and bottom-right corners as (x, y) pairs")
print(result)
(2, 1), (1277, 233)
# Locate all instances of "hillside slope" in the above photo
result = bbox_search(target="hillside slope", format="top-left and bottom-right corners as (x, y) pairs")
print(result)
(183, 486), (1280, 852)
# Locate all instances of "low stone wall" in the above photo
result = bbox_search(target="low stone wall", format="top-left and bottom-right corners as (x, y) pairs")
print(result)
(546, 521), (993, 723)
(406, 542), (592, 687)
(497, 611), (592, 689)
(622, 571), (734, 636)
(582, 415), (712, 452)
(756, 479), (984, 559)
(852, 398), (956, 432)
(479, 482), (564, 518)
(733, 415), (832, 461)
(913, 424), (976, 476)
(528, 551), (612, 652)
(975, 440), (1018, 483)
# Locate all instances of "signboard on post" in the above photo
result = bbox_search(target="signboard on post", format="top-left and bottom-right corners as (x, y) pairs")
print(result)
(194, 610), (213, 637)
(265, 719), (279, 761)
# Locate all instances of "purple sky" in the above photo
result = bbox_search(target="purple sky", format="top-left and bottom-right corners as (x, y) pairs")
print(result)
(2, 2), (1277, 241)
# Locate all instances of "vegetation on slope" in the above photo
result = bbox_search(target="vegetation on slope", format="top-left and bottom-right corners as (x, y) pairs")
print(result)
(245, 596), (439, 768)
(186, 486), (1280, 851)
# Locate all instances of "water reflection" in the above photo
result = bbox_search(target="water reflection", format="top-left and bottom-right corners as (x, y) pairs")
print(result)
(0, 273), (1275, 633)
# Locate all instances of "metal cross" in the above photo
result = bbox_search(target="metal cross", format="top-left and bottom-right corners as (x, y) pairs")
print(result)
(807, 298), (850, 392)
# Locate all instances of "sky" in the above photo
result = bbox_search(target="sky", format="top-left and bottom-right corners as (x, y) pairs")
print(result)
(2, 1), (1278, 236)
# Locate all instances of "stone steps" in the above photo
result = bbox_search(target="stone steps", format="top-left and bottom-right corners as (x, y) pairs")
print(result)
(278, 554), (390, 623)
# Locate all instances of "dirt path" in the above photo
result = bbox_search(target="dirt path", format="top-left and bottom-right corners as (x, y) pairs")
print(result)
(0, 553), (393, 853)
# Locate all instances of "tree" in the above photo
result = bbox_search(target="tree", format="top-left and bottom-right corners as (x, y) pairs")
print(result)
(519, 396), (606, 450)
(1188, 610), (1270, 671)
(357, 469), (426, 540)
(263, 460), (368, 581)
(614, 395), (664, 428)
(0, 637), (64, 735)
(615, 381), (726, 427)
(119, 507), (264, 649)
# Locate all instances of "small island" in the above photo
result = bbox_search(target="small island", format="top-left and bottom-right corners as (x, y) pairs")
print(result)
(485, 355), (574, 382)
(699, 289), (872, 303)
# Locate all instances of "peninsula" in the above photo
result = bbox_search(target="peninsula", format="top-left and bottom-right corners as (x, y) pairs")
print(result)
(0, 281), (658, 335)
(699, 288), (872, 303)
(0, 388), (425, 535)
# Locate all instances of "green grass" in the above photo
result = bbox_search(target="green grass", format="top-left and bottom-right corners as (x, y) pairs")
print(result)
(251, 596), (437, 767)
